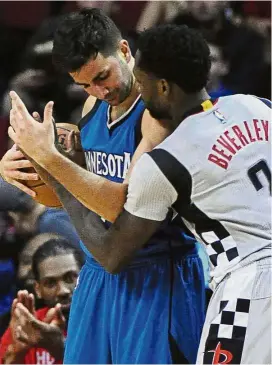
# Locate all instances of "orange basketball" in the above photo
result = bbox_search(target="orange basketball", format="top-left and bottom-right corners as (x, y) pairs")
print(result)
(21, 123), (82, 208)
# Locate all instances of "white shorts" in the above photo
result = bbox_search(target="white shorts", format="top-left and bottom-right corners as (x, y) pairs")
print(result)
(197, 256), (271, 364)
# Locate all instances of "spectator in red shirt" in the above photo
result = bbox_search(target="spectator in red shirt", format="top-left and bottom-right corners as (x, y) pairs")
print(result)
(0, 238), (84, 364)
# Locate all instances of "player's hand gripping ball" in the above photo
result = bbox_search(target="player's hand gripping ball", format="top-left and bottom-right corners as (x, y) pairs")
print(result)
(21, 122), (83, 208)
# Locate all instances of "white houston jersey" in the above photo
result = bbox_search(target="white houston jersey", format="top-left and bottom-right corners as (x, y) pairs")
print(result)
(125, 94), (271, 284)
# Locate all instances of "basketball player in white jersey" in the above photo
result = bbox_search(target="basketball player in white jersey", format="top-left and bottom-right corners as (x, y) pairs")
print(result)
(130, 25), (271, 364)
(8, 24), (271, 364)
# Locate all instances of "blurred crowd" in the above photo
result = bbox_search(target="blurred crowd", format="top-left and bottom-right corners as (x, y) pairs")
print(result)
(0, 1), (270, 363)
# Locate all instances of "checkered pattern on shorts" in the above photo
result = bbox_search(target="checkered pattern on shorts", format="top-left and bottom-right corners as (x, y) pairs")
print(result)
(200, 231), (239, 267)
(208, 299), (250, 341)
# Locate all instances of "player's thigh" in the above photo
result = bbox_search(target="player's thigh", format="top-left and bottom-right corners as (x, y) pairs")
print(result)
(171, 254), (206, 363)
(241, 258), (271, 364)
(197, 257), (271, 365)
(64, 263), (111, 364)
(111, 254), (205, 364)
(241, 296), (271, 364)
(110, 261), (172, 364)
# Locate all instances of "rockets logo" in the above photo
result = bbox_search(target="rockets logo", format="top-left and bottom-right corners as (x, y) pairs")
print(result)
(207, 342), (233, 364)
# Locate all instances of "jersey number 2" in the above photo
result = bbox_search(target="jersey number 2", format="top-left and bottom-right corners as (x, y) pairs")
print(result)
(248, 159), (271, 195)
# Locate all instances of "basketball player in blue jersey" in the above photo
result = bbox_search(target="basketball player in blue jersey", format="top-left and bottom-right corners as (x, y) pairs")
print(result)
(2, 11), (207, 364)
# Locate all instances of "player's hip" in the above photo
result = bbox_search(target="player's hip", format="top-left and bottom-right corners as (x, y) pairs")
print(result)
(80, 239), (198, 270)
(84, 247), (198, 270)
(210, 245), (271, 290)
(72, 248), (205, 307)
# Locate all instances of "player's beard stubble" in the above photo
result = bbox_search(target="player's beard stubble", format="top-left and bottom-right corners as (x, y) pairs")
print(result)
(116, 58), (135, 104)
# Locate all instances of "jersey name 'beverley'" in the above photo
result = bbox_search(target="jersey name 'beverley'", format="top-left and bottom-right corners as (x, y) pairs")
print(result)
(208, 118), (270, 169)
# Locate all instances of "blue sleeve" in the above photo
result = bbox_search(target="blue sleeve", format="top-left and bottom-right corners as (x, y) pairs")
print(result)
(38, 208), (81, 249)
(257, 97), (271, 109)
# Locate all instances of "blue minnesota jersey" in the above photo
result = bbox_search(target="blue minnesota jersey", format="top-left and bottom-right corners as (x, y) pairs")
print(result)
(80, 95), (143, 182)
(78, 95), (196, 263)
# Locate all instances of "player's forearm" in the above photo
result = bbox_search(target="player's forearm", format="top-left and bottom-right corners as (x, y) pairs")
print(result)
(25, 157), (124, 270)
(27, 160), (111, 263)
(26, 155), (152, 273)
(39, 178), (123, 271)
(33, 148), (127, 222)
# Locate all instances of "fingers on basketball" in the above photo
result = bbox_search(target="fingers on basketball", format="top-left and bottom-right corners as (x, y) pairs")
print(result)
(19, 123), (80, 207)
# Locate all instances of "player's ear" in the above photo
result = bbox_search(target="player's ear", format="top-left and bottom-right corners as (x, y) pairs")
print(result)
(119, 40), (131, 63)
(158, 79), (170, 96)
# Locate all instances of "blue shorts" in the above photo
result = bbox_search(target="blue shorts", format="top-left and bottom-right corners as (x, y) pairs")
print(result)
(64, 249), (206, 364)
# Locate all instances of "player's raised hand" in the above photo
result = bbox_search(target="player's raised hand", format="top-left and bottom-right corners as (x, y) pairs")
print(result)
(8, 91), (56, 164)
(0, 144), (38, 197)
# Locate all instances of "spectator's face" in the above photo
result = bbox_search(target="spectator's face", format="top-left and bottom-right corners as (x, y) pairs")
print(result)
(9, 211), (35, 236)
(209, 44), (228, 83)
(208, 43), (228, 91)
(35, 254), (80, 315)
(189, 1), (226, 22)
(70, 41), (134, 106)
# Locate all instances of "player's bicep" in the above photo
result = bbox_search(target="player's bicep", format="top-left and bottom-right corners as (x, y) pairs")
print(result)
(124, 137), (152, 183)
(124, 153), (177, 221)
(124, 110), (170, 183)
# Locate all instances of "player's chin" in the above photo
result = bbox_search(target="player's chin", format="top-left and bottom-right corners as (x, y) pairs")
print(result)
(106, 96), (119, 106)
(110, 89), (129, 105)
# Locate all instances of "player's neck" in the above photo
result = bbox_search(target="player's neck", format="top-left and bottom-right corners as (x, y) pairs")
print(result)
(110, 79), (140, 120)
(120, 80), (140, 109)
(171, 89), (210, 128)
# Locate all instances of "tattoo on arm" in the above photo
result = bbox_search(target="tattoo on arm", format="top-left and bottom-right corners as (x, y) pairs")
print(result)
(23, 149), (156, 273)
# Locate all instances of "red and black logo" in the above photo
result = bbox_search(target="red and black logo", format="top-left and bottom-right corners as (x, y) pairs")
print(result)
(204, 339), (244, 364)
(207, 342), (233, 364)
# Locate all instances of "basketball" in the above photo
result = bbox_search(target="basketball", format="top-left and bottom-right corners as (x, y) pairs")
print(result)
(21, 123), (82, 208)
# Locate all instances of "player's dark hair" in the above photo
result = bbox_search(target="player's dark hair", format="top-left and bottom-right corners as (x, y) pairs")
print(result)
(52, 8), (122, 72)
(137, 24), (211, 93)
(32, 237), (84, 281)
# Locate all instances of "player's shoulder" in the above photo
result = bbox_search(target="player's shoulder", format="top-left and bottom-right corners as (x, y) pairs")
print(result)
(82, 95), (97, 118)
(220, 93), (271, 108)
(140, 109), (171, 145)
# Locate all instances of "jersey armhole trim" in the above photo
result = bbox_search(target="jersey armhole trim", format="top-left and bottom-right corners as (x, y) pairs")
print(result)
(78, 99), (102, 130)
